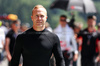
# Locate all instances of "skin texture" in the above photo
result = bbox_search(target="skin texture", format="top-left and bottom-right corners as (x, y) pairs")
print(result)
(31, 8), (47, 31)
(87, 19), (96, 32)
(60, 17), (67, 27)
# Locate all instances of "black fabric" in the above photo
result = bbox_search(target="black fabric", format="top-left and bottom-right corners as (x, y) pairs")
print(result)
(6, 29), (17, 55)
(78, 28), (96, 58)
(11, 27), (65, 66)
(78, 28), (97, 66)
(91, 32), (100, 57)
(81, 58), (94, 66)
(50, 0), (69, 10)
(0, 53), (1, 61)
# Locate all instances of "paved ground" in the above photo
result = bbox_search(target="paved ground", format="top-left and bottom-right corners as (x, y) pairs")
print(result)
(77, 53), (81, 66)
(0, 57), (8, 66)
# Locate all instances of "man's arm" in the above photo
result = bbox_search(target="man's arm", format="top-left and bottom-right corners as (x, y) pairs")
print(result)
(11, 35), (23, 66)
(52, 35), (65, 66)
(5, 37), (12, 61)
(71, 36), (78, 61)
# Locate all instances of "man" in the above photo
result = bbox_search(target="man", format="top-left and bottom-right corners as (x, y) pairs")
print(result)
(54, 15), (78, 66)
(77, 15), (97, 66)
(5, 20), (21, 66)
(91, 23), (100, 66)
(11, 5), (65, 66)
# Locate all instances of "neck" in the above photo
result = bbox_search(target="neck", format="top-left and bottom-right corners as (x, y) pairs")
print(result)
(61, 24), (66, 28)
(33, 25), (45, 31)
(13, 29), (18, 34)
(88, 27), (95, 32)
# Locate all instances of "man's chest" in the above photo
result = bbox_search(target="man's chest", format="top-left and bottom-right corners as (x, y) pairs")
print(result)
(22, 35), (54, 53)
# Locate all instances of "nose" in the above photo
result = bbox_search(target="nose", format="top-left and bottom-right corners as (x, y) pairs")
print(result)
(38, 16), (42, 20)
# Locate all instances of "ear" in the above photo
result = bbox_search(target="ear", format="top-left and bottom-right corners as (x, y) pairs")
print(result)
(31, 16), (33, 21)
(46, 16), (48, 20)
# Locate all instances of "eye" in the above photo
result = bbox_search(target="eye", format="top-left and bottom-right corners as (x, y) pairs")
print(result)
(36, 15), (38, 17)
(41, 15), (44, 18)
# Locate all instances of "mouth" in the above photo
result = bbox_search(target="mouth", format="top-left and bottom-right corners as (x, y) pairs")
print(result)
(37, 21), (42, 23)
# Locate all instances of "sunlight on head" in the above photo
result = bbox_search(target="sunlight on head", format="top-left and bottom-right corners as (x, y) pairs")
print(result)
(32, 5), (47, 16)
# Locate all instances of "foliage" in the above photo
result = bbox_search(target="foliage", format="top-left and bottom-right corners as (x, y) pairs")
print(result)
(0, 0), (99, 29)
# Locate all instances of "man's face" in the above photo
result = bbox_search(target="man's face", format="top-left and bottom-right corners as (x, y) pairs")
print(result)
(60, 17), (67, 27)
(31, 8), (47, 28)
(12, 21), (20, 30)
(87, 19), (96, 28)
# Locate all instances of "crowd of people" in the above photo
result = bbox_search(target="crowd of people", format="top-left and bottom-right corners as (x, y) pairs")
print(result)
(0, 5), (100, 66)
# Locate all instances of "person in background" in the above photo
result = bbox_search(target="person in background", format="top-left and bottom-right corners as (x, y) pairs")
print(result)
(0, 21), (8, 35)
(5, 20), (22, 66)
(45, 22), (52, 32)
(0, 21), (5, 63)
(10, 5), (65, 66)
(91, 23), (100, 66)
(54, 15), (78, 66)
(73, 22), (83, 66)
(74, 22), (83, 51)
(20, 23), (30, 32)
(77, 15), (97, 66)
(68, 12), (75, 29)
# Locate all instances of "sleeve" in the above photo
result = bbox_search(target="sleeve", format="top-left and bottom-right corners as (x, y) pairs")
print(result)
(77, 30), (83, 38)
(6, 32), (11, 38)
(10, 34), (23, 66)
(71, 35), (78, 54)
(52, 35), (65, 66)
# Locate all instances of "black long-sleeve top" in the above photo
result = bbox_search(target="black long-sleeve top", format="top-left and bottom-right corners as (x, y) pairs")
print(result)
(11, 27), (65, 66)
(78, 28), (96, 59)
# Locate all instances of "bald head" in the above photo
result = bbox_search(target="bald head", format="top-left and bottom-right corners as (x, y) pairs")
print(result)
(32, 5), (47, 16)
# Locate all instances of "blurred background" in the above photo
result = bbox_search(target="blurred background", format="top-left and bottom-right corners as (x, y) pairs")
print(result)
(0, 0), (100, 29)
(0, 0), (100, 66)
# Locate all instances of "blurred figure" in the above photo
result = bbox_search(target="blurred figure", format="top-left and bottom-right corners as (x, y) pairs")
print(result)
(74, 22), (83, 51)
(97, 23), (100, 33)
(92, 23), (100, 66)
(45, 22), (52, 32)
(54, 15), (78, 66)
(77, 15), (97, 66)
(0, 22), (5, 62)
(73, 22), (83, 66)
(20, 23), (30, 32)
(5, 22), (10, 29)
(68, 12), (75, 29)
(74, 22), (83, 34)
(5, 20), (22, 66)
(0, 21), (8, 35)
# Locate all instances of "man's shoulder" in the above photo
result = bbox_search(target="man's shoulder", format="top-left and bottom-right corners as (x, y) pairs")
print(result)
(21, 27), (32, 34)
(45, 29), (58, 38)
(79, 28), (88, 35)
(17, 28), (32, 37)
(6, 29), (14, 37)
(45, 29), (56, 35)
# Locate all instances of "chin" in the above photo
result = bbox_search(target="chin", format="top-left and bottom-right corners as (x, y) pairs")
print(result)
(37, 25), (43, 27)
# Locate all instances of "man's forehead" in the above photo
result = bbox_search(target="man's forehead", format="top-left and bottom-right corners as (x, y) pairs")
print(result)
(88, 19), (95, 21)
(33, 8), (47, 13)
(60, 17), (66, 19)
